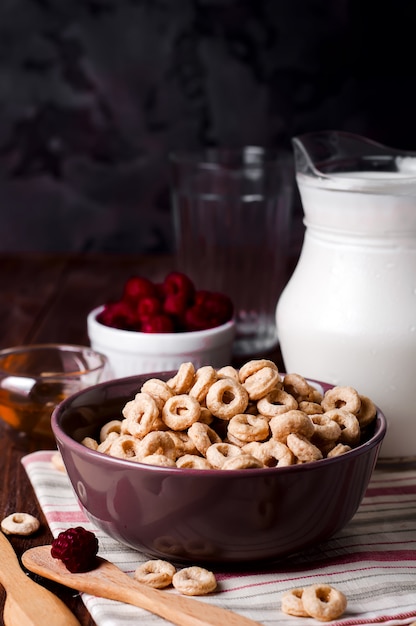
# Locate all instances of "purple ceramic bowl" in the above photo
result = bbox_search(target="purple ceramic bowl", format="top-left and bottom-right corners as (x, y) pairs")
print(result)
(52, 372), (386, 565)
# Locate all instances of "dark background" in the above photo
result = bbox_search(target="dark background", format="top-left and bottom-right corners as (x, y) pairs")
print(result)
(1, 0), (415, 254)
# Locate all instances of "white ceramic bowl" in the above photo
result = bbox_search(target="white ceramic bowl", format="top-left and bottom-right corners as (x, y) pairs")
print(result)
(87, 306), (236, 378)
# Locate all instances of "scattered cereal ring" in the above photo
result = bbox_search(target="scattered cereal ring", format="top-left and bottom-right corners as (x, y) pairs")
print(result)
(1, 512), (40, 536)
(310, 414), (342, 444)
(321, 385), (361, 414)
(188, 422), (222, 455)
(270, 410), (314, 443)
(205, 378), (249, 420)
(162, 394), (201, 430)
(356, 394), (377, 428)
(139, 454), (176, 467)
(167, 431), (198, 457)
(172, 566), (217, 596)
(239, 361), (281, 401)
(81, 437), (99, 451)
(227, 413), (270, 443)
(299, 401), (324, 415)
(281, 588), (309, 617)
(167, 362), (195, 394)
(100, 419), (123, 442)
(189, 366), (217, 403)
(123, 392), (161, 438)
(199, 407), (214, 425)
(243, 440), (294, 467)
(109, 434), (142, 460)
(206, 442), (242, 469)
(216, 365), (239, 381)
(134, 559), (176, 589)
(283, 373), (315, 401)
(136, 431), (176, 461)
(327, 443), (352, 457)
(238, 359), (279, 382)
(324, 408), (361, 446)
(222, 453), (264, 470)
(302, 584), (347, 621)
(286, 433), (323, 463)
(257, 388), (298, 418)
(141, 378), (173, 410)
(97, 431), (119, 454)
(176, 454), (213, 469)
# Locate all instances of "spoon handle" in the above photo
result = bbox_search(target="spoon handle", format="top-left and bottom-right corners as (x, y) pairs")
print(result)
(23, 545), (263, 626)
(0, 532), (81, 626)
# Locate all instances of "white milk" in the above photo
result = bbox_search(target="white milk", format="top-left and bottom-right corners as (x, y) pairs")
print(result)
(276, 171), (416, 458)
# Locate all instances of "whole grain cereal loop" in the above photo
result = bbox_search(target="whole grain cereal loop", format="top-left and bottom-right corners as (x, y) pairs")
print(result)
(172, 566), (217, 596)
(134, 559), (176, 589)
(139, 454), (176, 467)
(81, 436), (99, 451)
(324, 408), (361, 446)
(176, 454), (213, 469)
(222, 453), (264, 470)
(109, 434), (142, 460)
(243, 440), (294, 467)
(227, 413), (270, 443)
(286, 433), (323, 462)
(327, 443), (352, 458)
(281, 588), (309, 617)
(283, 373), (315, 402)
(321, 385), (361, 415)
(122, 392), (161, 438)
(162, 394), (201, 430)
(141, 378), (173, 410)
(99, 419), (122, 442)
(199, 406), (214, 425)
(205, 378), (249, 420)
(205, 442), (242, 469)
(299, 400), (324, 415)
(241, 365), (281, 401)
(1, 512), (40, 536)
(136, 431), (176, 461)
(302, 584), (347, 621)
(257, 388), (298, 418)
(167, 431), (198, 457)
(238, 358), (279, 383)
(270, 410), (315, 443)
(310, 414), (342, 443)
(356, 394), (377, 428)
(188, 422), (222, 455)
(225, 431), (248, 447)
(167, 362), (195, 394)
(189, 366), (218, 403)
(216, 365), (239, 381)
(97, 431), (120, 454)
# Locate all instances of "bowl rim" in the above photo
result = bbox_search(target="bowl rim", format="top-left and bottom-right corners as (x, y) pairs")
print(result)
(52, 372), (387, 477)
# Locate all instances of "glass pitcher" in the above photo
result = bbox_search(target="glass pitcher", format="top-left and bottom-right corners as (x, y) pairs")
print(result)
(276, 130), (416, 458)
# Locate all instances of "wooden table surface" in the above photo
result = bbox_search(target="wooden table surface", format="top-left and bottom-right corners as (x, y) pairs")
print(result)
(0, 251), (285, 626)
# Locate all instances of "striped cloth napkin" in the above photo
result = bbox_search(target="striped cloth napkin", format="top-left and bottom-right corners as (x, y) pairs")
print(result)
(22, 451), (416, 626)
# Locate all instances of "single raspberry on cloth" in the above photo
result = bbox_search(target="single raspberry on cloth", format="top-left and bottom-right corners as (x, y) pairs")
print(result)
(51, 526), (99, 573)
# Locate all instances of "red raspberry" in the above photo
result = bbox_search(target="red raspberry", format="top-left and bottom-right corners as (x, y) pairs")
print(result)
(163, 291), (190, 318)
(97, 301), (137, 330)
(162, 272), (195, 304)
(141, 314), (175, 333)
(122, 276), (157, 304)
(51, 527), (99, 573)
(137, 296), (162, 320)
(185, 291), (233, 331)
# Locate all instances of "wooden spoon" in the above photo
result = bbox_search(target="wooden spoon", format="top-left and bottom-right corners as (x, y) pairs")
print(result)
(0, 532), (80, 626)
(22, 545), (263, 626)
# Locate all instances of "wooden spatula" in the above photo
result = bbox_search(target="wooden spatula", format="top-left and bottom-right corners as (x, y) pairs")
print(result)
(22, 545), (264, 626)
(0, 532), (80, 626)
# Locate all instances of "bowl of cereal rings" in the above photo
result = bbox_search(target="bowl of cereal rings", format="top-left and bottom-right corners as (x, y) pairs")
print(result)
(52, 358), (387, 564)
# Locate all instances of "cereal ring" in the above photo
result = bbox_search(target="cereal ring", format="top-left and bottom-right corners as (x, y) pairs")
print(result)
(257, 388), (298, 418)
(81, 436), (99, 451)
(302, 584), (347, 621)
(222, 453), (264, 470)
(136, 431), (176, 461)
(141, 378), (173, 410)
(241, 365), (281, 401)
(227, 413), (270, 443)
(321, 385), (361, 414)
(310, 414), (342, 444)
(189, 366), (218, 403)
(283, 373), (315, 401)
(205, 378), (249, 420)
(188, 422), (222, 455)
(243, 440), (294, 467)
(327, 443), (352, 458)
(356, 394), (377, 428)
(225, 431), (247, 447)
(167, 362), (195, 394)
(134, 559), (176, 589)
(286, 433), (323, 463)
(176, 455), (213, 469)
(167, 431), (198, 457)
(162, 394), (201, 430)
(298, 401), (324, 415)
(205, 442), (242, 469)
(1, 512), (40, 536)
(97, 431), (119, 454)
(324, 408), (361, 446)
(199, 407), (214, 425)
(216, 365), (239, 381)
(270, 410), (314, 443)
(172, 566), (217, 596)
(139, 454), (176, 467)
(238, 359), (279, 382)
(100, 419), (122, 442)
(122, 392), (161, 438)
(109, 434), (142, 460)
(281, 588), (309, 617)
